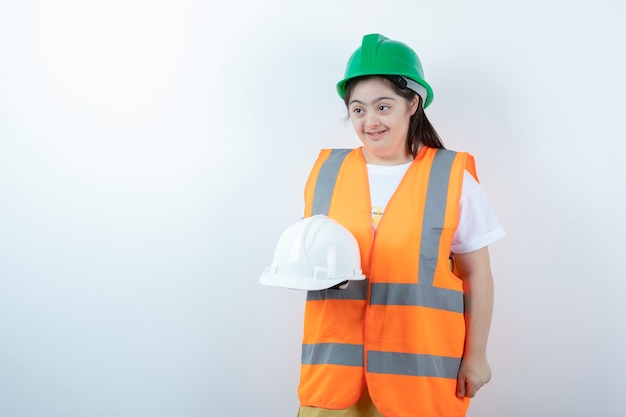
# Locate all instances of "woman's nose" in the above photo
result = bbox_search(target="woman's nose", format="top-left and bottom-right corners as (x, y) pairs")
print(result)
(365, 112), (380, 127)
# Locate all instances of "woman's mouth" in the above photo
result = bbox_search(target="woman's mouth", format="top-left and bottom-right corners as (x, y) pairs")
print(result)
(367, 129), (387, 139)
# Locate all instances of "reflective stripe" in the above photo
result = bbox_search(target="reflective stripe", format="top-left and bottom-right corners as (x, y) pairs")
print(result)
(370, 283), (463, 312)
(419, 149), (456, 286)
(370, 149), (464, 313)
(302, 343), (364, 367)
(367, 351), (461, 379)
(312, 149), (352, 216)
(306, 278), (368, 301)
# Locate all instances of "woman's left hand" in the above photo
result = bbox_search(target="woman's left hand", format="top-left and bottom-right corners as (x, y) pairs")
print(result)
(456, 355), (492, 398)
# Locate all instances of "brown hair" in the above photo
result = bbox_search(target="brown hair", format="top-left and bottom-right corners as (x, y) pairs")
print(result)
(343, 76), (445, 156)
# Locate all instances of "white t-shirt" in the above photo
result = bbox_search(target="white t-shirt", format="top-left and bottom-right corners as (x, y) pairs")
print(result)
(367, 161), (505, 254)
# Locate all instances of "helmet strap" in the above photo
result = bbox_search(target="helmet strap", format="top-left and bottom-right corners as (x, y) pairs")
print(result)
(385, 76), (428, 105)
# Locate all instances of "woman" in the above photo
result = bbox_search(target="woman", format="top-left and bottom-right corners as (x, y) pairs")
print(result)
(297, 33), (505, 417)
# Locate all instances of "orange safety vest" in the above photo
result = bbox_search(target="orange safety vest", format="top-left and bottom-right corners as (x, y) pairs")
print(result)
(299, 146), (478, 417)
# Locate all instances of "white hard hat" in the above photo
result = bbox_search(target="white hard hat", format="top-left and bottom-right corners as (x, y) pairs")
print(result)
(259, 215), (365, 290)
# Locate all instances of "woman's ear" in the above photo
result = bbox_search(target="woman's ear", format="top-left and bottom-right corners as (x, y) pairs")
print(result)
(409, 95), (420, 116)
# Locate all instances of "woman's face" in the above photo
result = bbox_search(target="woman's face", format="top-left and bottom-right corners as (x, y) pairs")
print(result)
(347, 78), (418, 165)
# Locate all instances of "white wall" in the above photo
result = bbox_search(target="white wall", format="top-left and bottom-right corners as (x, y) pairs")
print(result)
(1, 0), (624, 416)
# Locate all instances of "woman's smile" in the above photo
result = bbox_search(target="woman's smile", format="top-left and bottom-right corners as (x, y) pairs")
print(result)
(366, 129), (388, 139)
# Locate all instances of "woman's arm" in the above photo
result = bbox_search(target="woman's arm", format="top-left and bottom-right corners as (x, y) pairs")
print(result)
(453, 246), (494, 398)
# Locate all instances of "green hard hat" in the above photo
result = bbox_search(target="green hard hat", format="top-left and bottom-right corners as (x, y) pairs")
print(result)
(336, 33), (434, 108)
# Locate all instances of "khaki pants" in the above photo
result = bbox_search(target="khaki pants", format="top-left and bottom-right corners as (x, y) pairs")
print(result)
(297, 386), (385, 417)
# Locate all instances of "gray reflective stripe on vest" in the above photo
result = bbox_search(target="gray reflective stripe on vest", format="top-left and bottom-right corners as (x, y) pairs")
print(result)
(370, 149), (464, 313)
(418, 149), (456, 287)
(369, 283), (463, 312)
(311, 149), (352, 216)
(367, 351), (461, 379)
(302, 343), (364, 367)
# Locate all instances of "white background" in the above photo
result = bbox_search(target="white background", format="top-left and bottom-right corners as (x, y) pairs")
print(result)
(1, 0), (624, 416)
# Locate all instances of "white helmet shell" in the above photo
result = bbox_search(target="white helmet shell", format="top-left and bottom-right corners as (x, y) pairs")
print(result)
(259, 215), (365, 290)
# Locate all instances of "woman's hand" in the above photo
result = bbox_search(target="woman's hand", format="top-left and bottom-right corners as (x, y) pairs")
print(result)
(456, 354), (492, 398)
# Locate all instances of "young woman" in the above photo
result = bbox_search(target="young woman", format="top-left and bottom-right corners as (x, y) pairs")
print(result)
(296, 33), (505, 417)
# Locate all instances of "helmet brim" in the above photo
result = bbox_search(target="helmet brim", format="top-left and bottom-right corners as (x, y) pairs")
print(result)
(259, 269), (365, 291)
(336, 74), (434, 108)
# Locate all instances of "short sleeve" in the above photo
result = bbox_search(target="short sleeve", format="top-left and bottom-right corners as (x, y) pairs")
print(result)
(451, 171), (506, 254)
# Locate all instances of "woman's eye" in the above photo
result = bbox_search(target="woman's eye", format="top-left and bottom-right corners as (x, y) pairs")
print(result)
(352, 108), (362, 114)
(378, 105), (389, 111)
